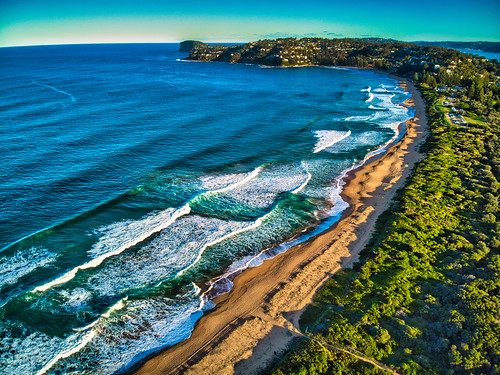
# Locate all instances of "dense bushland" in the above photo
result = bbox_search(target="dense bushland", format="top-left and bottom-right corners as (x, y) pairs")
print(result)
(269, 86), (500, 375)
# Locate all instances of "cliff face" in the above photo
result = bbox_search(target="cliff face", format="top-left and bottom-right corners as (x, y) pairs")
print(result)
(179, 40), (207, 52)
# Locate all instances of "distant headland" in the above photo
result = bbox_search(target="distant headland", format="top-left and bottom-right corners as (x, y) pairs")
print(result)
(180, 38), (499, 86)
(178, 40), (208, 52)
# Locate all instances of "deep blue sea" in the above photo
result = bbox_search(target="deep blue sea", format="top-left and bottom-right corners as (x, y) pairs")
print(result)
(0, 43), (412, 374)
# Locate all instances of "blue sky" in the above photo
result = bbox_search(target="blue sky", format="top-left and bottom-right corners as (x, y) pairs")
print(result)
(1, 0), (499, 46)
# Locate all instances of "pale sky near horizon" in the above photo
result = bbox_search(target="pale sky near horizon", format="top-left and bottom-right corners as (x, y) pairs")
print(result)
(1, 0), (499, 47)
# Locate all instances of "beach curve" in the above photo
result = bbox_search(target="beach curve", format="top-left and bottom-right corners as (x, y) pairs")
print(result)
(129, 74), (428, 375)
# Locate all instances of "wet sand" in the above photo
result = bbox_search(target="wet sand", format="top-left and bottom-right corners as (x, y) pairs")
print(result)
(131, 76), (428, 375)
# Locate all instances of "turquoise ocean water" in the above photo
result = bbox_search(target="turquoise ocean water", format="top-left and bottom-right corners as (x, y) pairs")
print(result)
(0, 43), (412, 374)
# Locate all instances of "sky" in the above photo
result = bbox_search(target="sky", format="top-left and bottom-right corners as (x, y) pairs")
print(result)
(1, 0), (499, 47)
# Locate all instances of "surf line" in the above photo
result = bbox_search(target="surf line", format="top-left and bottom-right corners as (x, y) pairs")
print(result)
(313, 129), (352, 153)
(362, 86), (375, 102)
(292, 161), (312, 194)
(35, 329), (96, 375)
(32, 80), (76, 103)
(175, 213), (269, 278)
(31, 166), (263, 294)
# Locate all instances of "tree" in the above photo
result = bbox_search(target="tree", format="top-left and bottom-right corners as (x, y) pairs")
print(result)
(427, 76), (437, 89)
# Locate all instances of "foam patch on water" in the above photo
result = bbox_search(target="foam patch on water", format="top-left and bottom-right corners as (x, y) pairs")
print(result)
(323, 131), (386, 155)
(1, 287), (204, 375)
(0, 320), (84, 375)
(292, 161), (313, 194)
(32, 205), (191, 293)
(191, 163), (308, 222)
(59, 288), (92, 312)
(361, 86), (374, 102)
(313, 130), (351, 153)
(368, 104), (389, 111)
(17, 216), (259, 319)
(214, 163), (308, 210)
(44, 291), (202, 374)
(0, 247), (56, 289)
(364, 85), (411, 132)
(176, 216), (266, 277)
(198, 166), (262, 192)
(345, 114), (376, 122)
(88, 207), (184, 259)
(372, 87), (391, 93)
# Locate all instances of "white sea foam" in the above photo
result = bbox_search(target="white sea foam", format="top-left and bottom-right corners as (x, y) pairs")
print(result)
(322, 131), (384, 155)
(198, 166), (263, 194)
(32, 80), (76, 103)
(368, 104), (389, 111)
(34, 329), (96, 375)
(102, 296), (128, 318)
(377, 93), (396, 107)
(0, 323), (70, 375)
(176, 216), (265, 277)
(30, 165), (266, 294)
(60, 288), (92, 312)
(88, 207), (184, 259)
(372, 87), (390, 93)
(199, 163), (306, 213)
(361, 86), (375, 102)
(313, 130), (351, 153)
(366, 85), (411, 132)
(32, 204), (191, 293)
(346, 114), (375, 122)
(74, 215), (253, 298)
(0, 247), (56, 289)
(292, 161), (312, 194)
(2, 285), (205, 375)
(58, 291), (202, 374)
(85, 293), (204, 374)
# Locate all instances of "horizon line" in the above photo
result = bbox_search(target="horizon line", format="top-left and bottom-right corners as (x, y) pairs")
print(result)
(2, 38), (500, 49)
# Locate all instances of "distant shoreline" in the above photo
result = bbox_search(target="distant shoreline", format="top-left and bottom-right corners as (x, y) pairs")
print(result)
(130, 70), (428, 375)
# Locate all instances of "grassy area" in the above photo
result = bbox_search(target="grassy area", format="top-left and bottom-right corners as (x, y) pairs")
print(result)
(463, 112), (489, 127)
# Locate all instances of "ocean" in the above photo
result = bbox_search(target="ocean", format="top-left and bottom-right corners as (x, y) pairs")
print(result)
(0, 43), (412, 374)
(455, 48), (500, 61)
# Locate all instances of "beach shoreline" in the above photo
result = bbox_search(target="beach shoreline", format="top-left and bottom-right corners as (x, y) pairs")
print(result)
(130, 72), (428, 375)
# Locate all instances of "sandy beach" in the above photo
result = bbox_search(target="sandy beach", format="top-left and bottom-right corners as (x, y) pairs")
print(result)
(130, 75), (428, 375)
